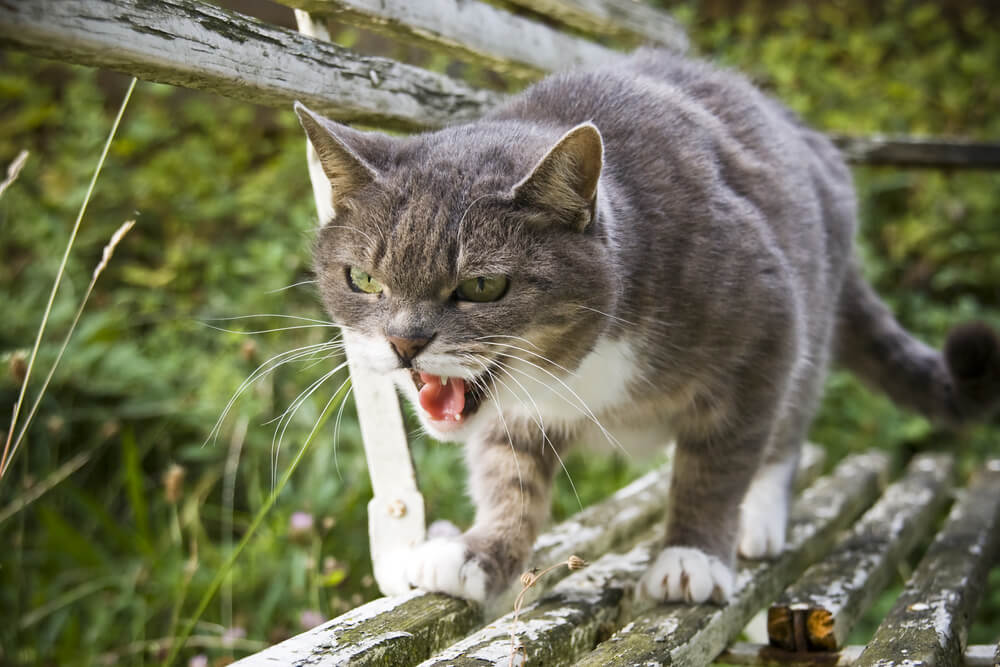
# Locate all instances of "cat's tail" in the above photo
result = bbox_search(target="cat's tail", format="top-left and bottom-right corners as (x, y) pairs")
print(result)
(834, 264), (1000, 426)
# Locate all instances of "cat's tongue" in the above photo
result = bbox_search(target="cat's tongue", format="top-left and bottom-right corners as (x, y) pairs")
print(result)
(418, 373), (466, 422)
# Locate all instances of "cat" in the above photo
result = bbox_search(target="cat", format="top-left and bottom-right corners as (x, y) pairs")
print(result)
(293, 49), (1000, 605)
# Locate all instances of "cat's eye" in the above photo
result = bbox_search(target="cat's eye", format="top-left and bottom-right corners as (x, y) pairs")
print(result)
(348, 267), (383, 294)
(455, 275), (508, 302)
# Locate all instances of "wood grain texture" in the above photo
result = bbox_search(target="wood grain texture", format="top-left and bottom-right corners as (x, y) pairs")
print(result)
(573, 452), (892, 667)
(0, 0), (500, 131)
(276, 0), (618, 81)
(495, 0), (688, 51)
(834, 135), (1000, 168)
(768, 453), (955, 651)
(854, 460), (1000, 667)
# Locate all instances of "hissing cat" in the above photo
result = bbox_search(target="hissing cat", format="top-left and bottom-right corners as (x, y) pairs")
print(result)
(295, 49), (1000, 604)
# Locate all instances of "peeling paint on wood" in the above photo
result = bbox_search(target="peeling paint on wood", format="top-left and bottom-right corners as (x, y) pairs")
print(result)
(768, 453), (954, 651)
(573, 452), (891, 667)
(0, 0), (500, 131)
(854, 460), (1000, 667)
(494, 0), (689, 51)
(275, 0), (618, 81)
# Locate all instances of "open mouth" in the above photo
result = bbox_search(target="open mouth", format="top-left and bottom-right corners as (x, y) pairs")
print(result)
(410, 369), (487, 424)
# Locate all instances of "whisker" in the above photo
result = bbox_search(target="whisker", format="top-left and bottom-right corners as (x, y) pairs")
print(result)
(487, 361), (583, 512)
(489, 353), (629, 458)
(476, 340), (578, 378)
(270, 363), (349, 487)
(200, 323), (340, 335)
(332, 384), (354, 480)
(574, 304), (637, 327)
(204, 313), (338, 326)
(322, 224), (379, 247)
(266, 279), (318, 294)
(206, 341), (340, 446)
(474, 334), (541, 350)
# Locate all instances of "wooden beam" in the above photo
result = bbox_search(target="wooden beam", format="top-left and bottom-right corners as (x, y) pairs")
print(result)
(854, 459), (1000, 667)
(718, 643), (997, 667)
(495, 0), (689, 51)
(835, 135), (1000, 169)
(768, 453), (954, 651)
(0, 0), (500, 131)
(574, 451), (892, 667)
(275, 0), (619, 81)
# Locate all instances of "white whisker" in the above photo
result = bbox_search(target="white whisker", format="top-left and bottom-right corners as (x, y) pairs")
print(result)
(266, 279), (318, 294)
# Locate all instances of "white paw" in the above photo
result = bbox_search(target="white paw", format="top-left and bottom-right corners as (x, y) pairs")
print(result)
(405, 538), (489, 603)
(638, 546), (734, 603)
(738, 465), (790, 559)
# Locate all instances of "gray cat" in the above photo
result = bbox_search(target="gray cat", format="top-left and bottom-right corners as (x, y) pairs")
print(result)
(294, 49), (999, 604)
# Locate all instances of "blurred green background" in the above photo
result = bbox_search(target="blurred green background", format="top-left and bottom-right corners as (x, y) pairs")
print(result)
(1, 1), (998, 664)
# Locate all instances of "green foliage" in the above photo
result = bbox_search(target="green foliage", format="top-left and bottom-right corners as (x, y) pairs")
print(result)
(2, 1), (999, 663)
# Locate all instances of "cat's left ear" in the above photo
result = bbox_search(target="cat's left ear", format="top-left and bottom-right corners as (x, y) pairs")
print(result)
(294, 102), (389, 216)
(513, 123), (604, 231)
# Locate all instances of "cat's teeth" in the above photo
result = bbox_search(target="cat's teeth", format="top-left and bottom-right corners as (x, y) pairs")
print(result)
(439, 375), (449, 385)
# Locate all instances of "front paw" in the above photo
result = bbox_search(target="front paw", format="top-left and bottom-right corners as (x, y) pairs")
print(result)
(638, 546), (734, 604)
(405, 538), (490, 603)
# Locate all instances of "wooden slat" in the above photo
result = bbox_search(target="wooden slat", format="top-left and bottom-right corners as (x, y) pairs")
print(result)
(768, 453), (954, 651)
(233, 456), (673, 666)
(276, 0), (619, 80)
(414, 445), (828, 665)
(835, 135), (1000, 169)
(717, 643), (997, 666)
(574, 451), (891, 667)
(496, 0), (689, 51)
(0, 0), (500, 131)
(854, 459), (1000, 667)
(236, 444), (826, 665)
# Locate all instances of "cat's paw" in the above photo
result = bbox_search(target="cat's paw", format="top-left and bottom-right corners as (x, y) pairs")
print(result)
(738, 473), (789, 559)
(405, 538), (489, 603)
(637, 546), (734, 604)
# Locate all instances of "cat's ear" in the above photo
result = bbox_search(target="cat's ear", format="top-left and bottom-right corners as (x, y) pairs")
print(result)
(513, 123), (604, 231)
(294, 102), (385, 211)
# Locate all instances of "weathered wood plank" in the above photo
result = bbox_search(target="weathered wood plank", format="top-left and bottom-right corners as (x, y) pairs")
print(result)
(0, 0), (500, 131)
(417, 533), (657, 666)
(236, 444), (825, 665)
(854, 459), (1000, 667)
(494, 0), (689, 51)
(232, 456), (673, 666)
(574, 451), (892, 667)
(717, 643), (997, 666)
(276, 0), (618, 81)
(834, 135), (1000, 169)
(768, 453), (955, 651)
(413, 445), (832, 666)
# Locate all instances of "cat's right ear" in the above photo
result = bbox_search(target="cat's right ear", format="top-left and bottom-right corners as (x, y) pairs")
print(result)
(294, 102), (384, 211)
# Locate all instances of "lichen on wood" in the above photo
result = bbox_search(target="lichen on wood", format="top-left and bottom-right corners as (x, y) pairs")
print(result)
(768, 452), (955, 651)
(0, 0), (500, 131)
(853, 460), (1000, 667)
(573, 452), (891, 667)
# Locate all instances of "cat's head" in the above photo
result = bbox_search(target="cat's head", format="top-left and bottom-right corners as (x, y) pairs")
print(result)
(296, 103), (617, 440)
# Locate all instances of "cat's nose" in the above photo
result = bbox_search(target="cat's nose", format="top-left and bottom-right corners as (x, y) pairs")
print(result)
(387, 334), (433, 365)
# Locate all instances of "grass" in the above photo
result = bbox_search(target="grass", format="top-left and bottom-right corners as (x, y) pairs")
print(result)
(2, 2), (1000, 663)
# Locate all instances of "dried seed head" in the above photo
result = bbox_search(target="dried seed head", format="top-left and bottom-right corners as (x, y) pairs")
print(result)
(567, 555), (587, 571)
(9, 351), (26, 384)
(163, 464), (185, 504)
(519, 571), (536, 587)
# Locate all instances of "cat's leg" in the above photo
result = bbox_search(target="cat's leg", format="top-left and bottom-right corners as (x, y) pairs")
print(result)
(740, 345), (830, 558)
(406, 427), (557, 603)
(638, 427), (768, 603)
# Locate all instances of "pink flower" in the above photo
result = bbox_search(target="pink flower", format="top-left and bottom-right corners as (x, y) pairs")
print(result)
(288, 511), (314, 539)
(300, 609), (325, 629)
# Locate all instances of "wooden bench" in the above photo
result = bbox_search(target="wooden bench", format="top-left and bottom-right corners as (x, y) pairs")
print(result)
(3, 1), (998, 664)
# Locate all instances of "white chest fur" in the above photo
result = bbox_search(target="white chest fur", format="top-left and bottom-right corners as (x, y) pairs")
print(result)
(499, 336), (640, 432)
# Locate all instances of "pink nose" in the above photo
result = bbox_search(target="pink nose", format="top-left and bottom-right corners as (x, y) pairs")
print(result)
(387, 335), (431, 362)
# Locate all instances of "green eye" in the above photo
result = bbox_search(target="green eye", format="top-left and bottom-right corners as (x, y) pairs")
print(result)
(348, 267), (383, 294)
(456, 275), (508, 302)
